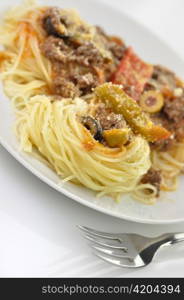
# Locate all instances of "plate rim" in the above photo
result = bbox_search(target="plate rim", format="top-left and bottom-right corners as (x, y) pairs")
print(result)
(1, 135), (184, 225)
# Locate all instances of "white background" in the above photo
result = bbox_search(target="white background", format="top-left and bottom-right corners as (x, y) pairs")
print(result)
(1, 0), (184, 277)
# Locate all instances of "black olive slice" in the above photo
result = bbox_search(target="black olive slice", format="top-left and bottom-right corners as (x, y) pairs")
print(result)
(43, 16), (69, 39)
(81, 116), (103, 142)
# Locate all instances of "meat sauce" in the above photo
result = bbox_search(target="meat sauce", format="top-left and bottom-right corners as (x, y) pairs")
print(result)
(41, 7), (126, 98)
(145, 65), (184, 151)
(40, 7), (184, 195)
(141, 168), (161, 196)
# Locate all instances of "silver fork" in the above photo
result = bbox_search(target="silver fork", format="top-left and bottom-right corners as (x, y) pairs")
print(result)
(78, 225), (184, 268)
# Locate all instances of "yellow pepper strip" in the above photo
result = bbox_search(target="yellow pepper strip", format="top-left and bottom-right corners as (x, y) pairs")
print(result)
(103, 128), (131, 148)
(95, 83), (171, 142)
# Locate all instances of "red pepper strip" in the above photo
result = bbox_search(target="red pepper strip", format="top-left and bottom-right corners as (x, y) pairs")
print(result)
(111, 47), (153, 101)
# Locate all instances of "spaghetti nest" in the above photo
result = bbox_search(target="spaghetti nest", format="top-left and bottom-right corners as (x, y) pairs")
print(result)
(15, 95), (154, 202)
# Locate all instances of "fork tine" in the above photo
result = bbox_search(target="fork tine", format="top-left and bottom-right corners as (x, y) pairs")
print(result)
(78, 225), (120, 241)
(82, 233), (128, 251)
(92, 245), (131, 257)
(94, 252), (143, 268)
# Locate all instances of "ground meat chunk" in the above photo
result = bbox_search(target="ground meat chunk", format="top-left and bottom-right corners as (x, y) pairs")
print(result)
(150, 113), (175, 151)
(144, 82), (156, 92)
(41, 36), (71, 62)
(53, 77), (79, 98)
(94, 103), (126, 130)
(43, 7), (62, 36)
(42, 38), (104, 97)
(150, 137), (175, 152)
(163, 97), (184, 122)
(95, 26), (126, 61)
(70, 42), (104, 67)
(41, 10), (127, 98)
(141, 168), (161, 196)
(150, 94), (184, 151)
(173, 120), (184, 140)
(42, 38), (106, 72)
(151, 110), (184, 151)
(151, 65), (178, 90)
(72, 73), (98, 94)
(42, 7), (70, 38)
(108, 41), (125, 60)
(41, 34), (109, 97)
(144, 65), (180, 94)
(145, 65), (184, 151)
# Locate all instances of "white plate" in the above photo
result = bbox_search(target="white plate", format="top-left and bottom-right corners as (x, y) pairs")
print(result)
(1, 0), (184, 224)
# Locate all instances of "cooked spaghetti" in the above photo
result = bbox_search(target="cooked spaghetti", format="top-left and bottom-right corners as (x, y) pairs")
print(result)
(1, 0), (184, 204)
(15, 95), (155, 202)
(0, 0), (52, 109)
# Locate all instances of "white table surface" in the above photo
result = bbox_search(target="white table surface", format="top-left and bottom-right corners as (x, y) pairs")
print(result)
(1, 0), (184, 277)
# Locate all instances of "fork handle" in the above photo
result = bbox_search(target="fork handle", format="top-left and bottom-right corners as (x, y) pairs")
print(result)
(170, 233), (184, 245)
(160, 232), (184, 247)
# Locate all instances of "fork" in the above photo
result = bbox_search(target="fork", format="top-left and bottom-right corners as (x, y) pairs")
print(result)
(78, 225), (184, 268)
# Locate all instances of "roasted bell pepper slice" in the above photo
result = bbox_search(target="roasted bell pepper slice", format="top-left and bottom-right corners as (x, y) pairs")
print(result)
(111, 47), (153, 101)
(103, 128), (131, 148)
(95, 83), (171, 142)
